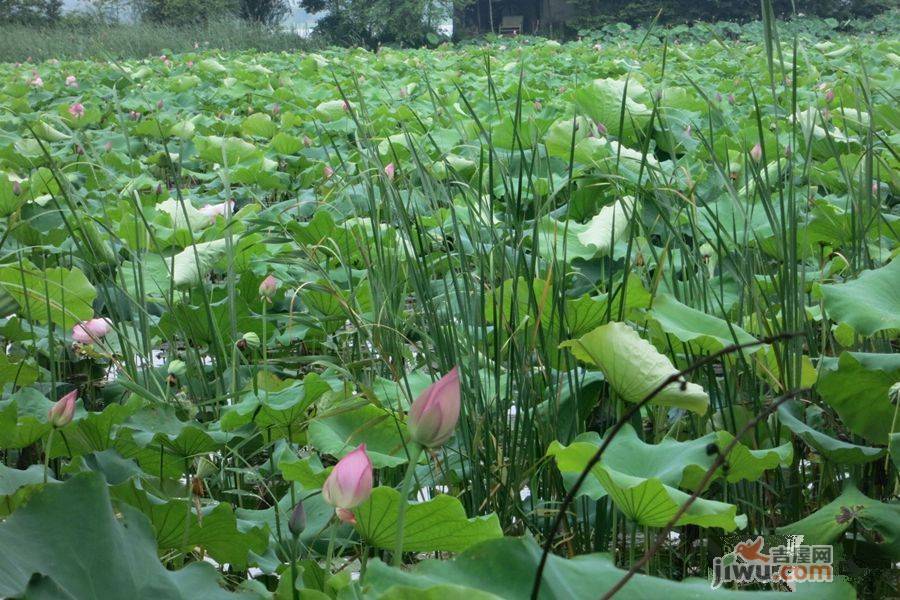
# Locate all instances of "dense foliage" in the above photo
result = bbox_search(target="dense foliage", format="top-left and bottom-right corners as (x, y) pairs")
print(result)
(0, 12), (897, 600)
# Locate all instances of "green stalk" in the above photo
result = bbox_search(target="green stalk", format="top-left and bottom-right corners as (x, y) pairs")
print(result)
(393, 443), (423, 567)
(43, 429), (55, 484)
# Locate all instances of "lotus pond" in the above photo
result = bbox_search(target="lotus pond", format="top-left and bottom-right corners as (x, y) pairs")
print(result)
(0, 19), (898, 600)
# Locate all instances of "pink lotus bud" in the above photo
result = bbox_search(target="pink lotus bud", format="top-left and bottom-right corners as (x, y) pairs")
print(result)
(259, 274), (278, 299)
(157, 99), (164, 110)
(384, 163), (396, 180)
(750, 143), (762, 162)
(12, 181), (21, 195)
(684, 124), (692, 138)
(322, 444), (373, 510)
(399, 86), (408, 98)
(407, 367), (461, 448)
(104, 141), (113, 152)
(48, 389), (77, 428)
(272, 103), (280, 116)
(824, 89), (834, 103)
(72, 318), (112, 344)
(68, 103), (85, 119)
(303, 135), (312, 147)
(728, 93), (735, 105)
(342, 100), (350, 111)
(199, 200), (234, 222)
(715, 93), (723, 103)
(533, 100), (542, 111)
(596, 122), (607, 136)
(784, 145), (792, 158)
(324, 166), (334, 179)
(65, 75), (78, 87)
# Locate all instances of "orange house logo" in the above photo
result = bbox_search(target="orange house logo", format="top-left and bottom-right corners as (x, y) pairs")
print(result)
(711, 536), (833, 590)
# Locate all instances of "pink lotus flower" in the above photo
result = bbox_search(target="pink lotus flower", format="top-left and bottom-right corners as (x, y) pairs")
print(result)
(824, 89), (834, 103)
(384, 163), (396, 180)
(68, 103), (85, 119)
(407, 367), (461, 448)
(727, 93), (735, 105)
(72, 318), (113, 344)
(322, 444), (373, 511)
(30, 74), (43, 87)
(48, 389), (78, 428)
(65, 75), (78, 87)
(259, 274), (278, 299)
(199, 200), (234, 221)
(324, 165), (334, 179)
(750, 143), (762, 162)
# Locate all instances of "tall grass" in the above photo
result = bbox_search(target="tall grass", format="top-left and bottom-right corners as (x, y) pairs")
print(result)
(0, 19), (312, 63)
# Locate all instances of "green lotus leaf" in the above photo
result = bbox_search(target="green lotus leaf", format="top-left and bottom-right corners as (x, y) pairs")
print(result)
(819, 259), (900, 337)
(356, 536), (855, 599)
(353, 486), (503, 553)
(777, 484), (900, 559)
(0, 260), (96, 330)
(816, 352), (900, 444)
(560, 322), (710, 414)
(0, 473), (249, 599)
(778, 401), (886, 465)
(308, 403), (410, 468)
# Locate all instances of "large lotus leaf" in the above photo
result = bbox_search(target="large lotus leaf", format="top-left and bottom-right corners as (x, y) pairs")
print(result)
(353, 487), (503, 553)
(123, 405), (230, 457)
(534, 217), (598, 262)
(549, 424), (790, 498)
(195, 135), (262, 165)
(49, 398), (140, 459)
(647, 293), (760, 355)
(0, 472), (252, 599)
(560, 322), (710, 414)
(156, 197), (212, 231)
(113, 479), (268, 570)
(777, 484), (900, 559)
(816, 352), (900, 444)
(572, 78), (653, 143)
(543, 115), (593, 159)
(0, 388), (54, 449)
(308, 403), (410, 468)
(0, 464), (52, 517)
(584, 463), (743, 530)
(819, 260), (900, 337)
(354, 536), (854, 599)
(171, 239), (228, 288)
(778, 401), (885, 465)
(575, 196), (636, 256)
(0, 260), (96, 330)
(220, 373), (333, 438)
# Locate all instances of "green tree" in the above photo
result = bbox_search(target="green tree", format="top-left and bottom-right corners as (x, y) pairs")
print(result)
(239, 0), (294, 27)
(0, 0), (62, 24)
(136, 0), (239, 24)
(301, 0), (463, 48)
